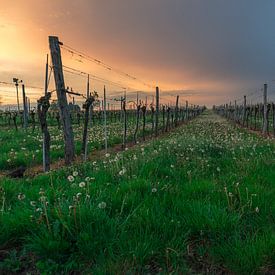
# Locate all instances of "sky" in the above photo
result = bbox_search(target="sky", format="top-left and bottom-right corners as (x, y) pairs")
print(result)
(0, 0), (275, 107)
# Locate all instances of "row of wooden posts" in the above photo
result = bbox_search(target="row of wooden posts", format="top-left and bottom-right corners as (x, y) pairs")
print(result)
(214, 83), (275, 136)
(9, 78), (32, 130)
(33, 36), (205, 172)
(0, 101), (198, 127)
(0, 36), (204, 172)
(37, 92), (204, 172)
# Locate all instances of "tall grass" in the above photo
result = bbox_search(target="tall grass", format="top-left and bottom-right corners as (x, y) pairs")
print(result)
(0, 111), (274, 273)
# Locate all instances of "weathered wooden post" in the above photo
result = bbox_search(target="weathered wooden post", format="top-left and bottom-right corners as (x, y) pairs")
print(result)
(120, 96), (123, 122)
(22, 84), (28, 129)
(103, 86), (108, 152)
(155, 87), (159, 136)
(133, 92), (141, 144)
(122, 92), (127, 149)
(254, 105), (258, 130)
(267, 104), (271, 134)
(243, 95), (246, 126)
(82, 96), (94, 161)
(86, 74), (90, 98)
(38, 93), (51, 172)
(166, 106), (171, 132)
(49, 36), (75, 165)
(175, 95), (179, 127)
(30, 110), (35, 132)
(86, 74), (93, 124)
(38, 54), (51, 172)
(225, 104), (228, 119)
(150, 104), (155, 135)
(13, 78), (21, 112)
(13, 112), (18, 131)
(263, 83), (268, 135)
(186, 100), (189, 121)
(45, 54), (49, 96)
(28, 98), (31, 114)
(234, 100), (237, 122)
(162, 105), (165, 131)
(141, 103), (147, 141)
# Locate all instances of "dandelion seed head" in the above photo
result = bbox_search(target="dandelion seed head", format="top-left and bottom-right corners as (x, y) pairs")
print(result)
(98, 202), (107, 209)
(17, 193), (25, 201)
(67, 175), (74, 182)
(79, 182), (86, 188)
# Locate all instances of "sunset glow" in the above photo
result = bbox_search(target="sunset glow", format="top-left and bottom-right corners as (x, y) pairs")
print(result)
(0, 0), (274, 107)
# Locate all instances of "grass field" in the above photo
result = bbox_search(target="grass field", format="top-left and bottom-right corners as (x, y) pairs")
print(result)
(0, 119), (153, 171)
(0, 110), (274, 274)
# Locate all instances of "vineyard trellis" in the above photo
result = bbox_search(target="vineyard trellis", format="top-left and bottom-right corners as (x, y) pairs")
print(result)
(0, 35), (205, 173)
(214, 82), (275, 137)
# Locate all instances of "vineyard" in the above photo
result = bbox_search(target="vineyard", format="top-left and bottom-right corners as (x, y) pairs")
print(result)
(0, 111), (274, 273)
(0, 105), (203, 172)
(0, 36), (204, 175)
(214, 83), (275, 136)
(0, 33), (274, 274)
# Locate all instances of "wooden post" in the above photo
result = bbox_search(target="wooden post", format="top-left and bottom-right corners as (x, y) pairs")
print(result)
(82, 96), (94, 161)
(234, 100), (237, 122)
(162, 105), (165, 132)
(175, 95), (179, 127)
(155, 87), (159, 136)
(86, 74), (90, 98)
(28, 97), (31, 114)
(122, 92), (127, 149)
(186, 100), (189, 120)
(13, 113), (18, 131)
(263, 83), (268, 135)
(103, 86), (108, 153)
(45, 54), (49, 96)
(13, 78), (20, 112)
(141, 103), (146, 141)
(166, 106), (170, 132)
(22, 84), (28, 129)
(49, 36), (75, 165)
(16, 82), (20, 112)
(225, 104), (228, 119)
(243, 96), (246, 126)
(150, 104), (155, 135)
(38, 93), (51, 172)
(133, 92), (141, 144)
(41, 54), (50, 172)
(120, 96), (123, 122)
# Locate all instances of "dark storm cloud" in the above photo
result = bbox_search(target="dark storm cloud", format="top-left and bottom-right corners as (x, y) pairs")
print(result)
(65, 0), (275, 83)
(1, 0), (275, 105)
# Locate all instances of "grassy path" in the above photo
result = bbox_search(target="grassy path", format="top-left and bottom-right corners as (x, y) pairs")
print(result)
(0, 111), (274, 274)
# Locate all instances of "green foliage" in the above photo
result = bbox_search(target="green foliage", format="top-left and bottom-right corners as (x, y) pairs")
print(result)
(0, 111), (274, 273)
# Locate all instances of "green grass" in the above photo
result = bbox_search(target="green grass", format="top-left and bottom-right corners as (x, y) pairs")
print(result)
(0, 118), (154, 171)
(0, 111), (274, 274)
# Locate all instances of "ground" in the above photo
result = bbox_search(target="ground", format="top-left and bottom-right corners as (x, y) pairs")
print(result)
(0, 111), (274, 274)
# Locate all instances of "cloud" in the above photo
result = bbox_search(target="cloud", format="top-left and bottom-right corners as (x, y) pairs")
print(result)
(0, 0), (275, 106)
